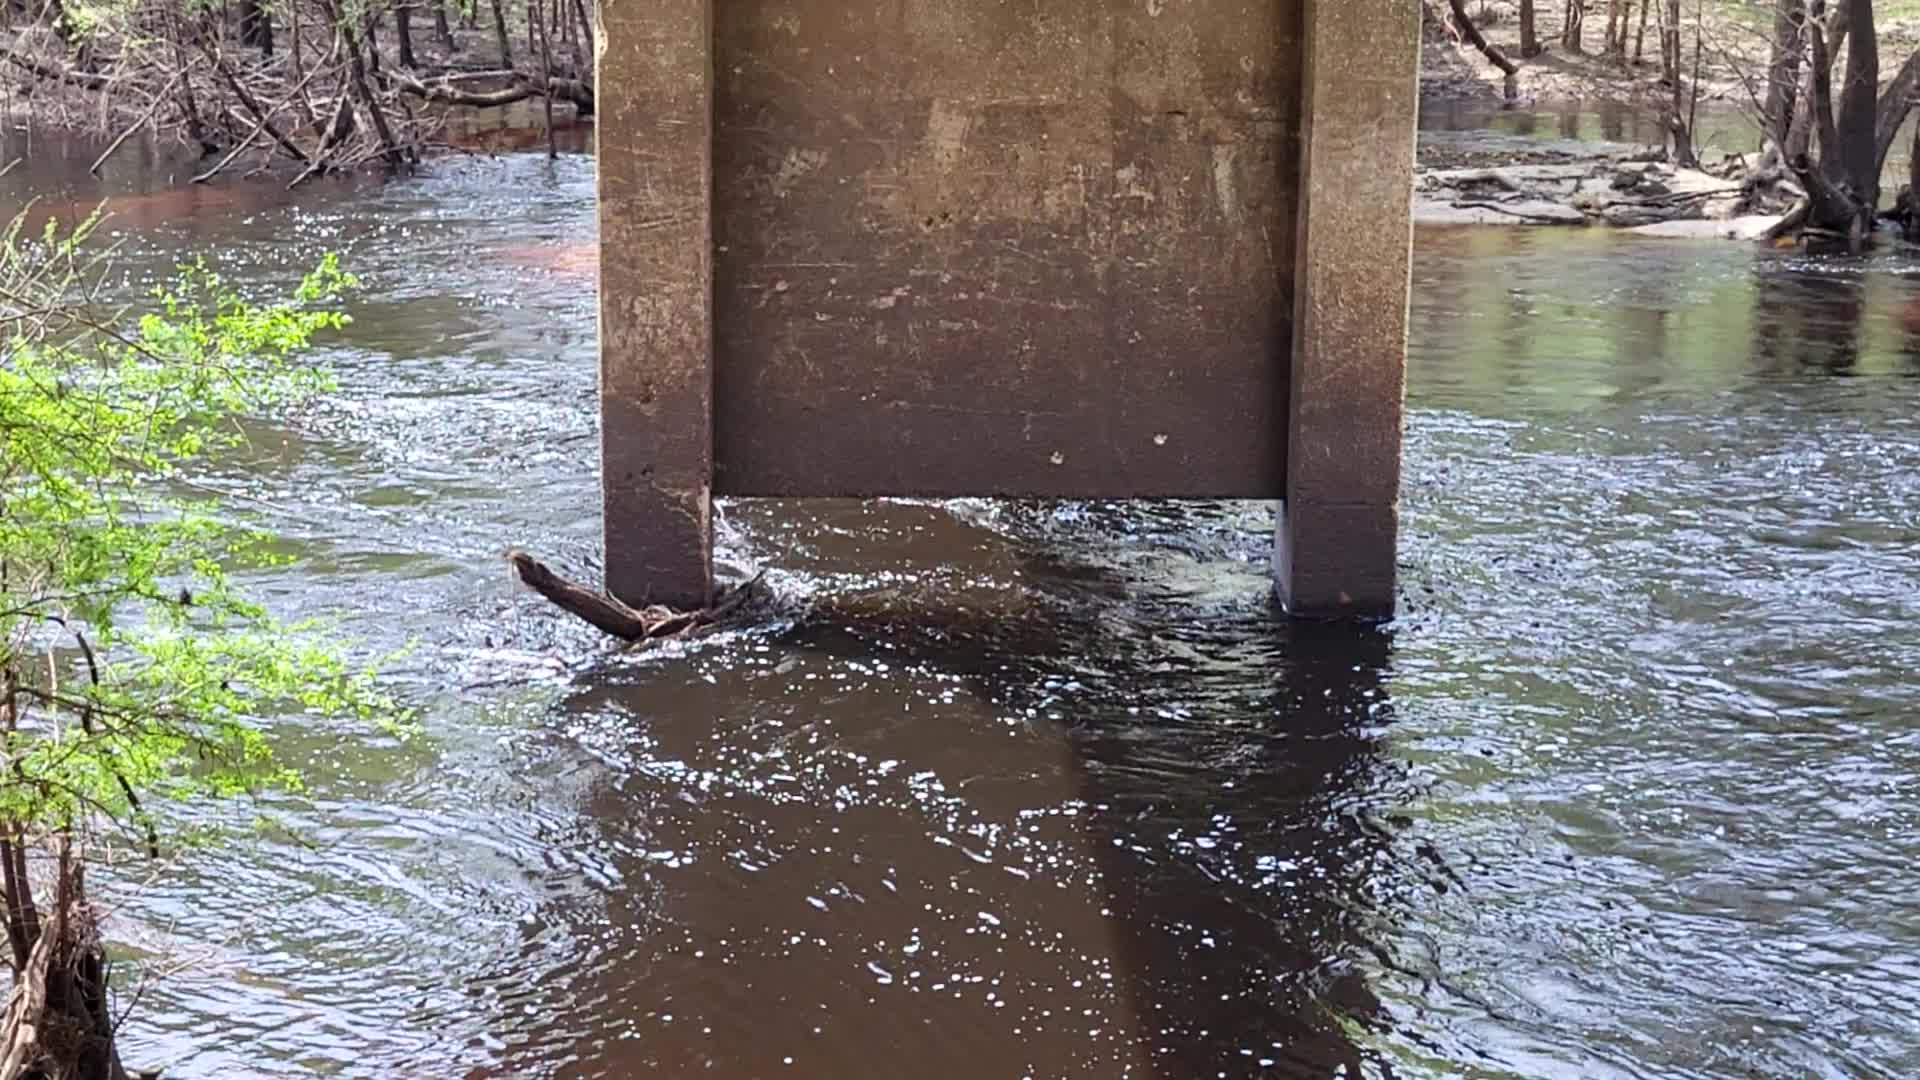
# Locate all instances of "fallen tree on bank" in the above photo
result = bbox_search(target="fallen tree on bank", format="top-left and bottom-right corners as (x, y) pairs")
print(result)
(1415, 148), (1793, 231)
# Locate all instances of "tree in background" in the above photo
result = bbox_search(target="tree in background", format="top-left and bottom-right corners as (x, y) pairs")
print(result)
(1563, 0), (1587, 53)
(1661, 0), (1702, 167)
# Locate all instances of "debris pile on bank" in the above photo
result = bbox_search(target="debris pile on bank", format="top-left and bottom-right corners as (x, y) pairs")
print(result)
(1416, 149), (1793, 238)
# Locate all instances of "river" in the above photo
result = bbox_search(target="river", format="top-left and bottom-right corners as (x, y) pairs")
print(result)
(3, 119), (1918, 1079)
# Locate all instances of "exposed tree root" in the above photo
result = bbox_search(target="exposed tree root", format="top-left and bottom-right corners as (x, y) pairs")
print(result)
(0, 839), (132, 1080)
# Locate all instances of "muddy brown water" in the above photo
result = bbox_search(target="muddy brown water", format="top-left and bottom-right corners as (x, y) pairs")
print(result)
(2, 121), (1919, 1079)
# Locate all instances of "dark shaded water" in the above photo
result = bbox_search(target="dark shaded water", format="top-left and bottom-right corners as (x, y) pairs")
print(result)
(4, 129), (1919, 1079)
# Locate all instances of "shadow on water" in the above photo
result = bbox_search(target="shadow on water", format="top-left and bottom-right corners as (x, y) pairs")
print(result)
(452, 501), (1417, 1079)
(1061, 620), (1397, 1080)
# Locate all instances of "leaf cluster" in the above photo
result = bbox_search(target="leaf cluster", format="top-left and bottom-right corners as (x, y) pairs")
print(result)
(0, 209), (404, 844)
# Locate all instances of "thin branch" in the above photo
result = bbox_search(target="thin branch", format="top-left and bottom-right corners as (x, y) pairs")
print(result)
(203, 42), (314, 168)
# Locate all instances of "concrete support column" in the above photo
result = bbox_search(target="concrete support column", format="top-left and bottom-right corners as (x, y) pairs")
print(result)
(597, 0), (714, 609)
(1277, 0), (1420, 619)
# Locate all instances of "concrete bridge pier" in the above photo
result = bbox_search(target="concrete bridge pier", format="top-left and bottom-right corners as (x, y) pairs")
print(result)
(596, 0), (1418, 619)
(1277, 3), (1417, 618)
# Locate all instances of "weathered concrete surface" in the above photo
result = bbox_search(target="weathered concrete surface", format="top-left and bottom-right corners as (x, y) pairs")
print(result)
(1278, 0), (1420, 618)
(598, 0), (1419, 618)
(597, 0), (714, 608)
(710, 0), (1301, 497)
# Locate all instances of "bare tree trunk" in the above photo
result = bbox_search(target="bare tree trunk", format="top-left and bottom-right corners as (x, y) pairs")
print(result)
(324, 0), (407, 170)
(239, 0), (274, 55)
(1635, 0), (1652, 61)
(1907, 100), (1920, 240)
(569, 0), (591, 70)
(1808, 6), (1840, 168)
(1605, 0), (1625, 61)
(1661, 0), (1698, 167)
(1832, 0), (1877, 213)
(394, 0), (418, 68)
(168, 10), (219, 155)
(532, 0), (556, 158)
(291, 0), (305, 81)
(1872, 49), (1920, 178)
(1563, 0), (1586, 53)
(1789, 4), (1865, 237)
(1661, 0), (1681, 82)
(489, 0), (512, 67)
(1766, 0), (1806, 148)
(1519, 0), (1541, 56)
(364, 5), (383, 77)
(1786, 0), (1850, 161)
(434, 0), (458, 53)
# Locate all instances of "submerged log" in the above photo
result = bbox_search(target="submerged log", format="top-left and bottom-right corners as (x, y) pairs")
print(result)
(506, 549), (762, 643)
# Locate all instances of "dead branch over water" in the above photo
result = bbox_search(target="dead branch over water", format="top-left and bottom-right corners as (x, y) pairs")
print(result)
(0, 0), (595, 182)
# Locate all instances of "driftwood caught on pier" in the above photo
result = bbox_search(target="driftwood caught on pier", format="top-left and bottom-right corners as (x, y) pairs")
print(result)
(506, 550), (763, 644)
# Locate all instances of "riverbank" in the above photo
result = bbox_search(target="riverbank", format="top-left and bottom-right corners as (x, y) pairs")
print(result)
(1413, 130), (1793, 235)
(1416, 1), (1920, 238)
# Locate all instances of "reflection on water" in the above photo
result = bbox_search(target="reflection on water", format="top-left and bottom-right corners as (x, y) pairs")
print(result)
(1753, 259), (1868, 373)
(2, 129), (1918, 1079)
(1418, 97), (1763, 151)
(1418, 97), (1919, 187)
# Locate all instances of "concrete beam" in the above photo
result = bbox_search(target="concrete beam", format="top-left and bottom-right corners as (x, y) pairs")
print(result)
(1277, 0), (1420, 619)
(597, 0), (714, 609)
